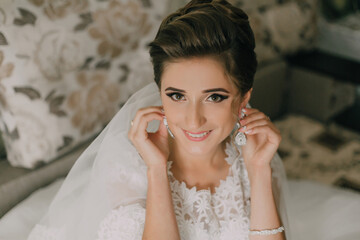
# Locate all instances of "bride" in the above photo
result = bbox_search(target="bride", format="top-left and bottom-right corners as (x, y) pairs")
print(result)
(28, 0), (290, 239)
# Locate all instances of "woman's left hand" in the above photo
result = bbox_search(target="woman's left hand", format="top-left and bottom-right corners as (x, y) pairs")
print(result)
(238, 107), (281, 170)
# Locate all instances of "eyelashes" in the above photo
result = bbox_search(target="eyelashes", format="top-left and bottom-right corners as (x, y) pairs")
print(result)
(207, 94), (229, 102)
(165, 92), (229, 103)
(166, 92), (185, 101)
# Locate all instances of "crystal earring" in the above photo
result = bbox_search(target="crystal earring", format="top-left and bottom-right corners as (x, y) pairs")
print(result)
(163, 116), (175, 139)
(235, 129), (247, 146)
(234, 110), (247, 146)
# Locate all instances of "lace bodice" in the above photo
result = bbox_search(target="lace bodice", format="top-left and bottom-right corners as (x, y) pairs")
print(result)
(28, 143), (252, 240)
(97, 142), (251, 240)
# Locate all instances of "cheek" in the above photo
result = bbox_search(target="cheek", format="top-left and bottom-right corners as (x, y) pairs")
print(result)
(216, 100), (236, 118)
(220, 111), (236, 134)
(218, 102), (238, 131)
(205, 103), (237, 129)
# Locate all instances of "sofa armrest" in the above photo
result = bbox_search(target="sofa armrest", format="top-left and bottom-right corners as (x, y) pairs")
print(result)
(0, 141), (90, 218)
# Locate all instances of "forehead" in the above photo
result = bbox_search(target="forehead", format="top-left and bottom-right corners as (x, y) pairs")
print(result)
(161, 57), (235, 92)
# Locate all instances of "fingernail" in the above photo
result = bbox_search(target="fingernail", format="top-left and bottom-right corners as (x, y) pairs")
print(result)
(242, 108), (246, 113)
(240, 126), (246, 131)
(245, 129), (252, 134)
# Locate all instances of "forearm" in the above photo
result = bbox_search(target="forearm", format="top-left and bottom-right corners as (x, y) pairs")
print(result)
(143, 165), (180, 240)
(248, 165), (285, 240)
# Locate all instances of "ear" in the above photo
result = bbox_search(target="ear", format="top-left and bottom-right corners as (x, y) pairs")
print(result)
(240, 88), (252, 110)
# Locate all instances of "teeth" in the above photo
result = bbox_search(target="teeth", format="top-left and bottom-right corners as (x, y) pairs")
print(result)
(186, 131), (209, 138)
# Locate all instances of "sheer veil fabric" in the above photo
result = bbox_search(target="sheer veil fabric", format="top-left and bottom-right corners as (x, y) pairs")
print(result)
(28, 82), (291, 239)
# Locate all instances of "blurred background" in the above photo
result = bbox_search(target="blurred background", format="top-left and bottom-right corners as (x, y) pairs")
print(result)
(0, 0), (359, 226)
(247, 0), (360, 191)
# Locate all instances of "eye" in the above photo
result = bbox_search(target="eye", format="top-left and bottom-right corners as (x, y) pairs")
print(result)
(166, 92), (186, 102)
(207, 94), (229, 103)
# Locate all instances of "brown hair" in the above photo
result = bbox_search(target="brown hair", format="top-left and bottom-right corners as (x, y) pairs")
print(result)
(149, 0), (257, 98)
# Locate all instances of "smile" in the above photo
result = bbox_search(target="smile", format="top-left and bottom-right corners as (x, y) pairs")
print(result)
(183, 130), (212, 141)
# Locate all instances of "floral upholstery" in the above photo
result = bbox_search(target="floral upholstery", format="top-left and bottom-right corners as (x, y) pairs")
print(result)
(0, 0), (167, 168)
(228, 0), (318, 63)
(274, 114), (360, 192)
(0, 0), (318, 169)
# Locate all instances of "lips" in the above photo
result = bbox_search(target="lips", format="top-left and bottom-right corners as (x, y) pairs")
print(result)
(183, 129), (212, 142)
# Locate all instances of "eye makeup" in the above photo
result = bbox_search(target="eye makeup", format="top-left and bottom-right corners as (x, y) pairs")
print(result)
(164, 87), (231, 103)
(166, 92), (186, 101)
(206, 94), (229, 102)
(165, 92), (229, 103)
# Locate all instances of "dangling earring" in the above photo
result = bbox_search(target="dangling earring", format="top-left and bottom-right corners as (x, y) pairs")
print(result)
(163, 116), (175, 139)
(234, 109), (247, 146)
(235, 127), (246, 146)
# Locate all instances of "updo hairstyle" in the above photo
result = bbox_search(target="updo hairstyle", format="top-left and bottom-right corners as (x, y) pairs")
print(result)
(149, 0), (257, 99)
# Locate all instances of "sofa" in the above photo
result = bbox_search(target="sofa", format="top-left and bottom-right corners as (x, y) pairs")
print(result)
(0, 0), (319, 218)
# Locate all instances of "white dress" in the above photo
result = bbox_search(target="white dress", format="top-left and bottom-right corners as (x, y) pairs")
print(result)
(96, 142), (252, 240)
(27, 84), (289, 240)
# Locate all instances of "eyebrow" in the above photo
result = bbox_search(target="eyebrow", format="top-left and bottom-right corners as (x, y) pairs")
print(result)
(165, 87), (230, 94)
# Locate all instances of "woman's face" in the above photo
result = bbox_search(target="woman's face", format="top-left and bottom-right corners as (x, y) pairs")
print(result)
(160, 57), (243, 155)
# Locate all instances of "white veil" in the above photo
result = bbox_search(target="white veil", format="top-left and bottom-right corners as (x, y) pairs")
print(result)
(28, 83), (161, 239)
(271, 152), (292, 239)
(28, 82), (291, 239)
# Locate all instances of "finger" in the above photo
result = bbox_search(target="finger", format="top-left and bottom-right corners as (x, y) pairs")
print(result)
(135, 113), (163, 141)
(130, 111), (163, 135)
(129, 111), (164, 141)
(242, 125), (282, 144)
(241, 108), (271, 120)
(239, 118), (280, 135)
(239, 107), (258, 116)
(238, 118), (268, 133)
(157, 115), (168, 135)
(239, 111), (269, 126)
(131, 106), (163, 130)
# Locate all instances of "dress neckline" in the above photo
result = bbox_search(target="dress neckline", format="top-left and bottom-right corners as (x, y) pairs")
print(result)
(167, 142), (239, 196)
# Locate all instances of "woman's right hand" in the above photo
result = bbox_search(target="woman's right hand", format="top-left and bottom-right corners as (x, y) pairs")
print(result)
(128, 106), (170, 169)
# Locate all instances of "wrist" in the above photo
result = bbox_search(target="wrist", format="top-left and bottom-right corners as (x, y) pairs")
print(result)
(246, 163), (272, 186)
(147, 163), (168, 178)
(146, 163), (171, 194)
(246, 161), (271, 173)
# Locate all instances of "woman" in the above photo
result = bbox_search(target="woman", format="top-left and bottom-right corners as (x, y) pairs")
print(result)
(28, 0), (289, 239)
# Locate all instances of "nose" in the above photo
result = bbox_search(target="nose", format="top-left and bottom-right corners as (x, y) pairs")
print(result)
(185, 101), (206, 130)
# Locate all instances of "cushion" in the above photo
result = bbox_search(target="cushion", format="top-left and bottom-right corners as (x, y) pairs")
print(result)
(228, 0), (318, 63)
(274, 114), (360, 191)
(0, 0), (167, 168)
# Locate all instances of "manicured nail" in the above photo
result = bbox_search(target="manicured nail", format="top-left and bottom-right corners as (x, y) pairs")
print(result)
(242, 108), (246, 113)
(240, 126), (246, 131)
(245, 129), (252, 134)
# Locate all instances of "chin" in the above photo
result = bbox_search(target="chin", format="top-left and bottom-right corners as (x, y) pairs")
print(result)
(182, 143), (213, 155)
